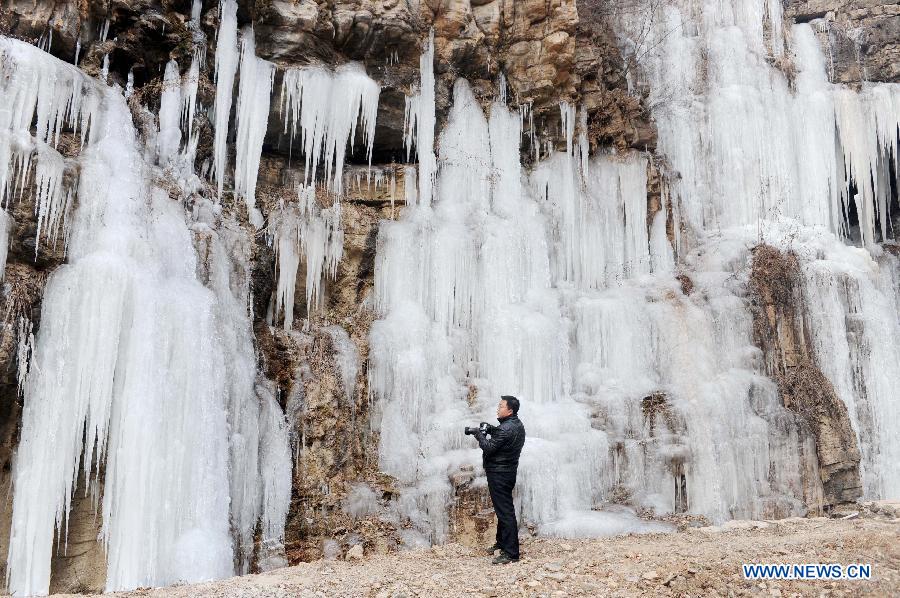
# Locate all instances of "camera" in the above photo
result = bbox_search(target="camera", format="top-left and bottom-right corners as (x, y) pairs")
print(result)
(464, 422), (491, 436)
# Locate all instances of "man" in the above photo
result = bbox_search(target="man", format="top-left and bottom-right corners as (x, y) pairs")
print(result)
(474, 395), (526, 565)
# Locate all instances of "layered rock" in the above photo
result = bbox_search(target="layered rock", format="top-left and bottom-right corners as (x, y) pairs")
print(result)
(0, 0), (898, 592)
(748, 245), (863, 509)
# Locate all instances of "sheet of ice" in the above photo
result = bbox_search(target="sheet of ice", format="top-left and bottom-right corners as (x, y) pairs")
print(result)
(539, 506), (673, 538)
(212, 0), (239, 199)
(7, 73), (231, 595)
(343, 483), (378, 519)
(799, 244), (900, 498)
(233, 28), (273, 228)
(609, 1), (900, 504)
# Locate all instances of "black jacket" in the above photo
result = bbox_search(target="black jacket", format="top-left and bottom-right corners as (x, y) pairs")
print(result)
(476, 414), (526, 473)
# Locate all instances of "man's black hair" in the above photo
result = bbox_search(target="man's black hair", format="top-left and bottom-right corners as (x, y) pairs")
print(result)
(501, 395), (520, 415)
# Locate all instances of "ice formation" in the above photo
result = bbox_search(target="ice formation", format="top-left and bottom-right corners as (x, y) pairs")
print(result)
(616, 0), (900, 498)
(272, 185), (344, 329)
(402, 30), (436, 207)
(0, 209), (9, 278)
(0, 37), (94, 254)
(1, 36), (290, 596)
(280, 62), (380, 195)
(234, 27), (274, 228)
(370, 1), (900, 544)
(326, 324), (360, 422)
(2, 0), (900, 591)
(212, 0), (239, 199)
(157, 60), (183, 164)
(181, 56), (200, 139)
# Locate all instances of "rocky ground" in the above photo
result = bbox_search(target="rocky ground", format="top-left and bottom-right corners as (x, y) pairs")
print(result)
(69, 505), (899, 598)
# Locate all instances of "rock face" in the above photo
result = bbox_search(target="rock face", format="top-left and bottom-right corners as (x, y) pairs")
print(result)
(251, 0), (653, 156)
(0, 0), (898, 593)
(748, 245), (863, 509)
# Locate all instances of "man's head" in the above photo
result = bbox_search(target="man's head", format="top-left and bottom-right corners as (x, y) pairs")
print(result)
(497, 395), (520, 419)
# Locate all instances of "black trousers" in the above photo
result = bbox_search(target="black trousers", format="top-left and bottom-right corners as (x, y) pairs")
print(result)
(486, 470), (519, 559)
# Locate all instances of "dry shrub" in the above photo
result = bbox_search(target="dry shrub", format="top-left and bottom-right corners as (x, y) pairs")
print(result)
(749, 243), (799, 307)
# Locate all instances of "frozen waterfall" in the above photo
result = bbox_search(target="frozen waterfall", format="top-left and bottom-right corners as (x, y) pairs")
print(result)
(616, 0), (900, 499)
(370, 1), (900, 544)
(2, 0), (900, 591)
(1, 37), (290, 595)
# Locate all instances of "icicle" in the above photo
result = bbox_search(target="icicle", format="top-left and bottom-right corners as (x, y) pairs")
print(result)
(560, 101), (575, 156)
(326, 325), (359, 417)
(833, 83), (900, 245)
(0, 210), (8, 280)
(767, 0), (785, 57)
(649, 197), (674, 275)
(272, 185), (344, 329)
(401, 30), (436, 207)
(212, 0), (239, 199)
(233, 28), (273, 228)
(15, 317), (34, 394)
(256, 382), (291, 571)
(74, 39), (81, 66)
(280, 62), (380, 195)
(99, 19), (110, 43)
(32, 144), (71, 253)
(577, 105), (589, 177)
(273, 202), (301, 331)
(124, 68), (134, 99)
(100, 54), (109, 84)
(403, 165), (417, 207)
(181, 56), (200, 138)
(496, 71), (507, 104)
(157, 60), (183, 164)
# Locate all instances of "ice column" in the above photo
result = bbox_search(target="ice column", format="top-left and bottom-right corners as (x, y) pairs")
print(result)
(402, 30), (436, 206)
(157, 60), (183, 164)
(234, 28), (274, 228)
(212, 0), (238, 198)
(0, 210), (9, 279)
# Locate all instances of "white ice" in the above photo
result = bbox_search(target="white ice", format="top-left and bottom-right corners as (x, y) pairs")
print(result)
(271, 185), (344, 329)
(280, 62), (380, 195)
(2, 36), (290, 596)
(234, 27), (273, 228)
(368, 0), (900, 544)
(212, 0), (239, 199)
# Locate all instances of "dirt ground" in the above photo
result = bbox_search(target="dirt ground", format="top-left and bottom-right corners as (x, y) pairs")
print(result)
(73, 514), (899, 598)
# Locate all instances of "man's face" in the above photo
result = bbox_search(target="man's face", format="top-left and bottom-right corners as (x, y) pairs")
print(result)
(497, 399), (513, 419)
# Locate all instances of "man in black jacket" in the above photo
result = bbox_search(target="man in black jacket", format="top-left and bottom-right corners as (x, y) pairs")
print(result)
(474, 395), (526, 564)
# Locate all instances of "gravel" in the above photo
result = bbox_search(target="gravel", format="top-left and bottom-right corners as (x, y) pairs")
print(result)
(63, 516), (900, 597)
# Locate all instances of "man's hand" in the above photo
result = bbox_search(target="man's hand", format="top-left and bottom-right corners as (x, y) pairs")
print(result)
(480, 422), (499, 435)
